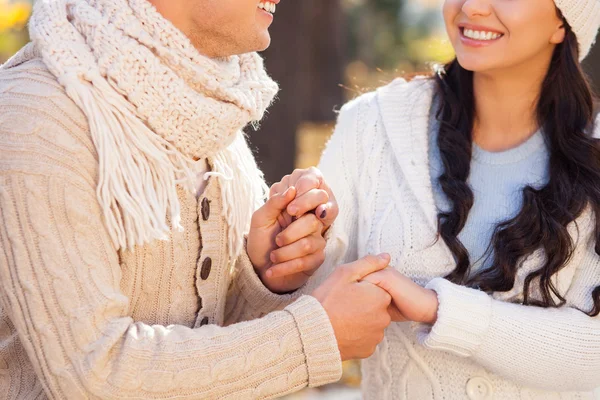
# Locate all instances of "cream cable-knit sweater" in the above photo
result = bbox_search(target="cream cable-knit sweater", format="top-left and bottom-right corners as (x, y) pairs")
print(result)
(313, 77), (600, 400)
(0, 52), (341, 399)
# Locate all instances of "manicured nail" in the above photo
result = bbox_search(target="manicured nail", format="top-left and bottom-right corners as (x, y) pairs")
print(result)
(320, 209), (327, 219)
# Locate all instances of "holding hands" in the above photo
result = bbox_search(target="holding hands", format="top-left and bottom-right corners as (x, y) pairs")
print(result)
(362, 269), (439, 325)
(247, 166), (440, 362)
(247, 167), (338, 293)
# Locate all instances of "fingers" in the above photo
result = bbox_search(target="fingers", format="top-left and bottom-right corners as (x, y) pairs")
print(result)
(356, 281), (392, 306)
(314, 180), (338, 227)
(275, 213), (323, 247)
(271, 167), (321, 198)
(270, 168), (337, 229)
(293, 168), (324, 197)
(361, 269), (397, 295)
(270, 175), (291, 197)
(342, 254), (391, 281)
(270, 233), (326, 264)
(266, 251), (326, 278)
(251, 186), (297, 227)
(287, 188), (329, 217)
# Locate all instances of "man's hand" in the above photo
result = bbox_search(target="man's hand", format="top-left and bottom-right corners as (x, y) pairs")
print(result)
(247, 186), (329, 293)
(362, 268), (439, 324)
(311, 254), (393, 361)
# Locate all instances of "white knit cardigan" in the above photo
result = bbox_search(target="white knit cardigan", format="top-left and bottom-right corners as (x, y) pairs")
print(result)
(313, 77), (600, 400)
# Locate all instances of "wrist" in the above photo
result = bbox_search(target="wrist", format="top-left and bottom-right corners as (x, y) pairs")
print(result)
(245, 234), (267, 272)
(423, 288), (439, 324)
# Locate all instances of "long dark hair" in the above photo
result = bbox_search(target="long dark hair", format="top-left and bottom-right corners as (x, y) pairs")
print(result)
(434, 20), (600, 316)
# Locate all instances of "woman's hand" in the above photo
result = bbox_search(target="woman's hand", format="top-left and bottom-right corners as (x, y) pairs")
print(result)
(270, 167), (339, 234)
(362, 268), (440, 324)
(247, 182), (331, 294)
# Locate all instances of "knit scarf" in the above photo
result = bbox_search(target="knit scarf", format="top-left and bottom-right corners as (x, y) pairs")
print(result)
(27, 0), (278, 259)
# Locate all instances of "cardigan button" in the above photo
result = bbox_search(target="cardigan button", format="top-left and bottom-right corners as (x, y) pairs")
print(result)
(201, 198), (210, 221)
(466, 377), (493, 400)
(200, 317), (209, 326)
(200, 257), (212, 280)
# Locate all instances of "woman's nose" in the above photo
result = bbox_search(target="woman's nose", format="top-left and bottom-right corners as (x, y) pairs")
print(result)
(461, 0), (493, 18)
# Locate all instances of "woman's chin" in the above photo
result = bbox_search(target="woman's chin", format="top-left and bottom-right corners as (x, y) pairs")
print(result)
(455, 54), (499, 73)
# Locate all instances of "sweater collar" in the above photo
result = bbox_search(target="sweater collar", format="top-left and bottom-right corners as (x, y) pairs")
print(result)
(376, 78), (438, 232)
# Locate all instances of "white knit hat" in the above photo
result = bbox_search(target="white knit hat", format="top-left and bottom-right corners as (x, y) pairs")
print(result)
(554, 0), (600, 60)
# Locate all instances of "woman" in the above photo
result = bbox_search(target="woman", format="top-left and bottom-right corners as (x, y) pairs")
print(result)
(277, 0), (600, 397)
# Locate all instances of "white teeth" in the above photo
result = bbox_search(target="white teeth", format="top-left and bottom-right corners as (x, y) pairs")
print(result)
(258, 1), (276, 14)
(463, 28), (502, 41)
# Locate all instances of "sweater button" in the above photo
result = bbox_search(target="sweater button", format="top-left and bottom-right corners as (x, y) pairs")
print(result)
(200, 317), (209, 326)
(201, 198), (210, 221)
(466, 377), (493, 400)
(201, 257), (212, 280)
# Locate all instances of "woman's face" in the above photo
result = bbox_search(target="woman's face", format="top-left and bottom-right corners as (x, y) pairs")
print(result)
(443, 0), (566, 73)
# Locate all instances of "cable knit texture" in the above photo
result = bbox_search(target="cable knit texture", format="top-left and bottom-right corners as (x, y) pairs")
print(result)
(0, 53), (341, 398)
(315, 77), (600, 400)
(26, 0), (278, 256)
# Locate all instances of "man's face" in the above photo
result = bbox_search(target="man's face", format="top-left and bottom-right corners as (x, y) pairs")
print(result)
(150, 0), (279, 58)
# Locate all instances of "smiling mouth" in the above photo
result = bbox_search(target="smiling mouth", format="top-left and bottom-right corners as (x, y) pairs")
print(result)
(460, 27), (504, 41)
(258, 1), (277, 14)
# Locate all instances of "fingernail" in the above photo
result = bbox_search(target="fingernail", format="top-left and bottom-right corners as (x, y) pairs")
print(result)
(378, 253), (390, 261)
(270, 252), (276, 262)
(275, 236), (282, 246)
(288, 205), (298, 215)
(320, 209), (327, 219)
(266, 269), (273, 278)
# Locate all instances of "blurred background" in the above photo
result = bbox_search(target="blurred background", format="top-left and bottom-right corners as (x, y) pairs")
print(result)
(1, 0), (599, 398)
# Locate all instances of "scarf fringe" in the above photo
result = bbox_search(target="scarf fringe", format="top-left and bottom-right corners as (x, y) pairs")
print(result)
(61, 70), (267, 258)
(60, 70), (197, 250)
(207, 132), (269, 260)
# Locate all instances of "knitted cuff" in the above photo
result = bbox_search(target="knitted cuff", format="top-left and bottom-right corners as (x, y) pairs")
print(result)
(415, 277), (493, 357)
(285, 296), (343, 387)
(234, 249), (302, 313)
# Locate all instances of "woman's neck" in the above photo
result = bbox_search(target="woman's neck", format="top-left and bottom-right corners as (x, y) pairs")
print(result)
(472, 55), (551, 152)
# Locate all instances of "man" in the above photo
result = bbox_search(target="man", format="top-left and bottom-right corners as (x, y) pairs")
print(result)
(0, 0), (392, 398)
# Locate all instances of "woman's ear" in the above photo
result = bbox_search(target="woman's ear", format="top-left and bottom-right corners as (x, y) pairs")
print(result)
(550, 21), (566, 44)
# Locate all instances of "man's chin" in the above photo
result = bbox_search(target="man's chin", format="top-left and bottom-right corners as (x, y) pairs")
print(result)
(209, 34), (271, 57)
(255, 33), (272, 53)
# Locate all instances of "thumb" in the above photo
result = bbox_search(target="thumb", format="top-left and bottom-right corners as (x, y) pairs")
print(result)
(345, 253), (390, 281)
(252, 187), (296, 226)
(388, 304), (407, 322)
(362, 270), (397, 296)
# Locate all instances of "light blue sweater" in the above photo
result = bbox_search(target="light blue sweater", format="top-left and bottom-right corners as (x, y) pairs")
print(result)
(428, 111), (550, 271)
